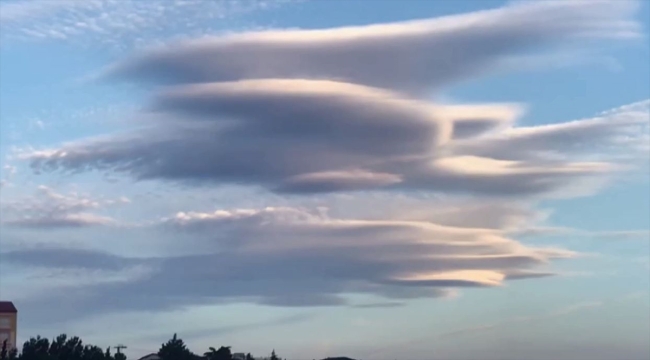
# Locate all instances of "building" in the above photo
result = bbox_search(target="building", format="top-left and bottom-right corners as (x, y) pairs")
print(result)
(137, 354), (160, 360)
(137, 353), (208, 360)
(0, 301), (17, 350)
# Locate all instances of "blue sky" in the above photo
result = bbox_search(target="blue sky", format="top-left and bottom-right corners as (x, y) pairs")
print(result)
(0, 1), (648, 360)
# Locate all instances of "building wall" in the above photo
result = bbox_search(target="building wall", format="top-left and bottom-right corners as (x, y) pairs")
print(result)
(0, 312), (17, 349)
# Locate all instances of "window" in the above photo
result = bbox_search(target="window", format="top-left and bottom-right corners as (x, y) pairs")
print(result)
(0, 317), (9, 328)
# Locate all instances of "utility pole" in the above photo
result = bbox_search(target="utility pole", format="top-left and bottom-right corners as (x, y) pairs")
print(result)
(115, 345), (127, 354)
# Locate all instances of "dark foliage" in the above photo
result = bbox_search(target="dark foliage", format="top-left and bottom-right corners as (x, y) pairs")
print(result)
(204, 346), (231, 360)
(9, 332), (343, 360)
(158, 333), (195, 360)
(14, 334), (117, 360)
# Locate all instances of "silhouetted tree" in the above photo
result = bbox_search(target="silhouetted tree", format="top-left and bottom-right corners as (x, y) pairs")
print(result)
(204, 346), (231, 360)
(113, 352), (125, 360)
(204, 348), (216, 360)
(48, 334), (84, 360)
(158, 334), (193, 360)
(82, 345), (107, 360)
(270, 350), (279, 360)
(104, 348), (112, 360)
(46, 334), (66, 359)
(245, 353), (253, 360)
(18, 334), (116, 360)
(215, 347), (231, 360)
(20, 335), (51, 360)
(1, 340), (8, 360)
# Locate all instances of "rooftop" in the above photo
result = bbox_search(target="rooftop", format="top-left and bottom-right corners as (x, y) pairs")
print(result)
(0, 301), (17, 313)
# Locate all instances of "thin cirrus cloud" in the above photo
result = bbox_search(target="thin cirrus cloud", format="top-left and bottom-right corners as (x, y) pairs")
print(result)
(0, 0), (297, 48)
(3, 205), (575, 326)
(437, 301), (604, 339)
(0, 185), (129, 229)
(451, 100), (650, 162)
(363, 300), (606, 358)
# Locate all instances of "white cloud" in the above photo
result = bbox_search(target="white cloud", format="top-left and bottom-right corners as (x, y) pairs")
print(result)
(0, 165), (17, 187)
(2, 164), (17, 178)
(0, 185), (129, 228)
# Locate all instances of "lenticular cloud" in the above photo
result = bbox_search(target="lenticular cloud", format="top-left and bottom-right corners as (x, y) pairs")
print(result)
(103, 0), (640, 93)
(16, 0), (648, 313)
(28, 0), (641, 197)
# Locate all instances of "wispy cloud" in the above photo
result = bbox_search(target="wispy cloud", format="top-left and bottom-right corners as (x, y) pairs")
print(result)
(437, 301), (603, 338)
(587, 230), (650, 240)
(453, 99), (650, 164)
(511, 227), (650, 241)
(158, 312), (313, 341)
(618, 291), (649, 302)
(0, 0), (300, 49)
(362, 300), (604, 358)
(351, 302), (405, 309)
(367, 287), (649, 358)
(0, 185), (129, 228)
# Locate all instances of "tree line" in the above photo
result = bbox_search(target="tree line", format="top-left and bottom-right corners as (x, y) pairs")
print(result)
(1, 333), (284, 360)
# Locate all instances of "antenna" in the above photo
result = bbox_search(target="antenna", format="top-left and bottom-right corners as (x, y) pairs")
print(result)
(115, 345), (127, 354)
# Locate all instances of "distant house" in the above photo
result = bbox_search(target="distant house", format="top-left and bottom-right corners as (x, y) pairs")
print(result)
(0, 301), (17, 350)
(137, 353), (210, 360)
(137, 354), (160, 360)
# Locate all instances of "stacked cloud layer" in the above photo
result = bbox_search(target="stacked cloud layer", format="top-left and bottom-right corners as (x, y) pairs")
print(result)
(6, 0), (648, 323)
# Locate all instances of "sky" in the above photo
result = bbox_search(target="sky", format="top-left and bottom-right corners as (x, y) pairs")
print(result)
(0, 0), (648, 359)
